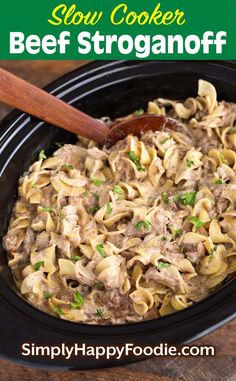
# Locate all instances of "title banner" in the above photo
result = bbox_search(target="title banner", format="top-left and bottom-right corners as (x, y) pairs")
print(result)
(0, 0), (235, 59)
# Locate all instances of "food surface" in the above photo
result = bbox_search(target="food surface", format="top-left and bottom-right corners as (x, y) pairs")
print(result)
(3, 80), (236, 324)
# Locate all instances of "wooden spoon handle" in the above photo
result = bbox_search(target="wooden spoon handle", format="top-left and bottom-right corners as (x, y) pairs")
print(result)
(0, 67), (109, 143)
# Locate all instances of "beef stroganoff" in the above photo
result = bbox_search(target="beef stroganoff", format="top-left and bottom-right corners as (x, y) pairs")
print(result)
(3, 80), (236, 324)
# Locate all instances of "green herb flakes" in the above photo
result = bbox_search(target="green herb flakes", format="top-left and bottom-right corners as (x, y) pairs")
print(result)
(71, 256), (82, 262)
(173, 194), (181, 204)
(220, 154), (228, 164)
(96, 308), (105, 318)
(70, 291), (84, 309)
(63, 163), (74, 170)
(42, 206), (54, 215)
(157, 261), (170, 270)
(215, 178), (225, 185)
(91, 178), (103, 187)
(135, 220), (152, 231)
(90, 205), (100, 214)
(167, 224), (182, 240)
(161, 192), (169, 205)
(173, 192), (196, 207)
(92, 192), (99, 201)
(113, 185), (124, 195)
(33, 261), (44, 271)
(39, 149), (47, 160)
(187, 159), (195, 167)
(43, 291), (52, 300)
(52, 305), (63, 316)
(189, 216), (206, 230)
(94, 281), (103, 289)
(106, 203), (113, 215)
(134, 108), (144, 116)
(181, 191), (197, 206)
(128, 151), (144, 171)
(96, 244), (107, 258)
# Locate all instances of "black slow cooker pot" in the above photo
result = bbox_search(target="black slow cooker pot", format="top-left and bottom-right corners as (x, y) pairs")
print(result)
(0, 60), (236, 370)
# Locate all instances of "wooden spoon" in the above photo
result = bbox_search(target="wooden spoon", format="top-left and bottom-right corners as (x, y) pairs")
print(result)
(0, 67), (177, 147)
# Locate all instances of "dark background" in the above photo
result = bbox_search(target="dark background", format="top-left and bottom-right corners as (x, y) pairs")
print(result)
(0, 60), (235, 381)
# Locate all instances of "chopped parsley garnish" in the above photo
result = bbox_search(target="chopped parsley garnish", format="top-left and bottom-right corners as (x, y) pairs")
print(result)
(83, 190), (89, 197)
(43, 291), (52, 300)
(94, 281), (103, 289)
(161, 235), (167, 241)
(160, 136), (170, 145)
(42, 206), (54, 215)
(91, 178), (103, 187)
(173, 229), (182, 240)
(161, 192), (169, 205)
(167, 224), (182, 240)
(71, 256), (82, 262)
(96, 244), (107, 258)
(189, 216), (206, 230)
(63, 163), (74, 170)
(173, 194), (181, 204)
(52, 305), (63, 316)
(106, 203), (113, 215)
(220, 154), (228, 164)
(187, 159), (195, 167)
(134, 108), (144, 116)
(32, 183), (38, 189)
(173, 192), (196, 207)
(39, 149), (47, 160)
(33, 261), (44, 271)
(209, 245), (217, 259)
(89, 193), (100, 214)
(55, 142), (63, 148)
(157, 261), (170, 270)
(93, 192), (99, 202)
(232, 126), (236, 133)
(215, 178), (225, 185)
(135, 220), (152, 231)
(96, 308), (105, 318)
(70, 291), (84, 309)
(90, 205), (100, 214)
(113, 185), (124, 195)
(181, 191), (197, 206)
(128, 151), (144, 171)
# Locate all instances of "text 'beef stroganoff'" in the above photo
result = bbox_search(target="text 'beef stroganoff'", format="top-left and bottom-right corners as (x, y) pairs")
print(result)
(3, 80), (236, 324)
